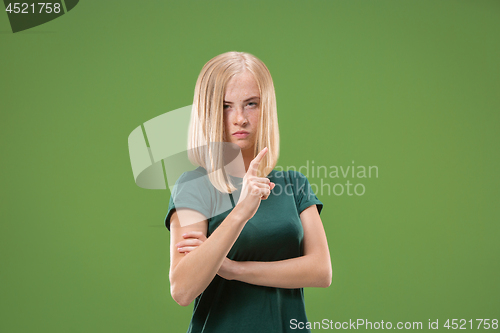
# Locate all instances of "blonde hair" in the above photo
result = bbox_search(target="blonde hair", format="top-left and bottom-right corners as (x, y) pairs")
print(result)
(187, 51), (280, 193)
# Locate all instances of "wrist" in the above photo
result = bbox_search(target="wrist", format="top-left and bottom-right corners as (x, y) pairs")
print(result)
(232, 260), (245, 280)
(230, 203), (250, 225)
(227, 259), (242, 281)
(219, 258), (238, 281)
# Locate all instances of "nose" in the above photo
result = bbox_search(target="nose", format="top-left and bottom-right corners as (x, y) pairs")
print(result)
(234, 106), (247, 125)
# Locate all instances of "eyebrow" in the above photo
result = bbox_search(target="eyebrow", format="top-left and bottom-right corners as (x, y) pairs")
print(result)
(223, 96), (260, 104)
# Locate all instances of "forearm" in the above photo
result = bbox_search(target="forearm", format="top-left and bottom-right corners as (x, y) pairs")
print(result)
(229, 254), (332, 289)
(170, 207), (248, 306)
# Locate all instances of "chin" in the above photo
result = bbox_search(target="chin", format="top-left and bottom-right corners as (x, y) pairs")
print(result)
(226, 138), (254, 152)
(240, 145), (255, 152)
(228, 142), (246, 151)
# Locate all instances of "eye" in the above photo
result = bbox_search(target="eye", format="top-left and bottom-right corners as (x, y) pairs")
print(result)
(223, 104), (231, 110)
(247, 102), (258, 108)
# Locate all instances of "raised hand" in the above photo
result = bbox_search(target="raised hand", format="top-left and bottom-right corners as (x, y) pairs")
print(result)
(235, 147), (275, 221)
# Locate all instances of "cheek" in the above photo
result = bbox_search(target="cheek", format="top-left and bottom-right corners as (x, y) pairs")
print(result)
(223, 115), (231, 137)
(250, 112), (260, 128)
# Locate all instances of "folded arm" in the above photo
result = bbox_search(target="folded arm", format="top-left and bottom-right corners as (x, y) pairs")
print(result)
(177, 204), (332, 289)
(169, 206), (248, 306)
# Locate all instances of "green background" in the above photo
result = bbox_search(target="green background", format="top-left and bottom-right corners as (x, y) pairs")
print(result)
(1, 1), (499, 332)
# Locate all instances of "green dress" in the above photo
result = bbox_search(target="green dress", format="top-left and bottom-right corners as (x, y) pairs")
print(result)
(165, 167), (324, 333)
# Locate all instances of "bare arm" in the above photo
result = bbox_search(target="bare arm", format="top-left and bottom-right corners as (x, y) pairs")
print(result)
(177, 204), (331, 289)
(169, 147), (274, 306)
(228, 204), (332, 288)
(169, 207), (248, 306)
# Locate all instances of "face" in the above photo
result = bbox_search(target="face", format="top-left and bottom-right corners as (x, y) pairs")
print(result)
(223, 70), (261, 154)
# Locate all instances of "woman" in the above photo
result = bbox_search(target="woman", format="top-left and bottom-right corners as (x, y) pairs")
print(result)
(165, 51), (331, 332)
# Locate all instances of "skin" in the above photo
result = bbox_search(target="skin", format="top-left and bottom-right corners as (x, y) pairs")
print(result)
(169, 148), (272, 306)
(223, 70), (262, 171)
(169, 70), (332, 306)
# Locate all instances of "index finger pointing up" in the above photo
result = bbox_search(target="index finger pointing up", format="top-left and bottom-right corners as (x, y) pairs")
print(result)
(248, 147), (268, 176)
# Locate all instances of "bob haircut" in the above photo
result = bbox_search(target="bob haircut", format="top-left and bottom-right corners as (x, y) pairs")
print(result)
(187, 51), (280, 194)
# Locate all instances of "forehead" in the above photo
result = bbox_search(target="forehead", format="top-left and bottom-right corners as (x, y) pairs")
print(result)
(224, 71), (260, 101)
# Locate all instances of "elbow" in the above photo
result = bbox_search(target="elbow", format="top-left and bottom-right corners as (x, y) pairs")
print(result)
(174, 296), (192, 307)
(307, 254), (332, 288)
(318, 263), (332, 288)
(170, 285), (193, 307)
(169, 266), (207, 306)
(169, 273), (194, 307)
(321, 271), (332, 288)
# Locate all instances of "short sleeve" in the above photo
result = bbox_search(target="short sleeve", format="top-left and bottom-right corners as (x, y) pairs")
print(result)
(290, 171), (323, 216)
(164, 170), (212, 231)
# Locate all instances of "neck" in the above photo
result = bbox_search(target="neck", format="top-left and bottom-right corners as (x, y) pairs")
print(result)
(222, 145), (256, 178)
(241, 146), (255, 173)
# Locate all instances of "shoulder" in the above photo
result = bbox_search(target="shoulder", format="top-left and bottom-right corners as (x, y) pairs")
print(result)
(170, 167), (215, 202)
(172, 167), (209, 189)
(166, 167), (212, 230)
(176, 166), (207, 182)
(269, 169), (307, 182)
(287, 169), (307, 180)
(269, 169), (312, 199)
(282, 171), (323, 215)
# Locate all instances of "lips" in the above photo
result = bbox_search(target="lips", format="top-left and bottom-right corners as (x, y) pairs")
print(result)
(232, 131), (250, 138)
